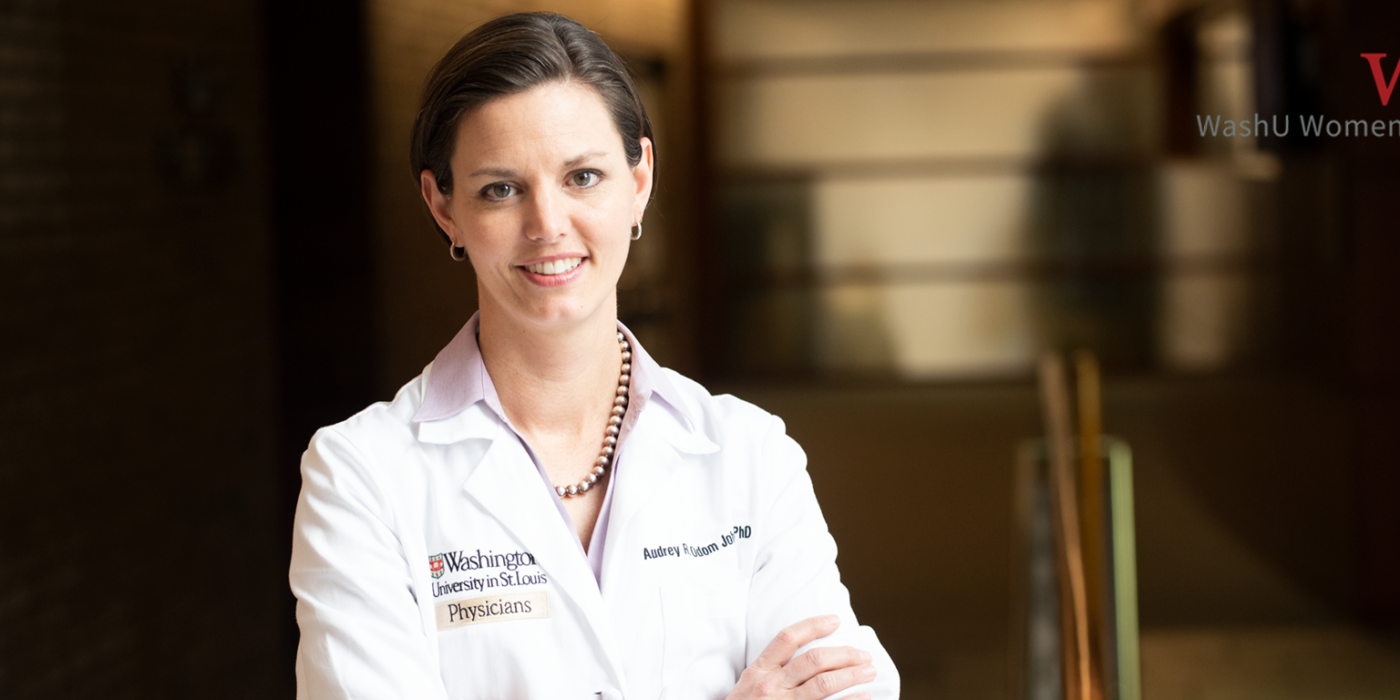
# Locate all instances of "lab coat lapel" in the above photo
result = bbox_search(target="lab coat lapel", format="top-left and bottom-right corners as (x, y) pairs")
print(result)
(459, 423), (628, 684)
(607, 423), (680, 557)
(604, 407), (720, 591)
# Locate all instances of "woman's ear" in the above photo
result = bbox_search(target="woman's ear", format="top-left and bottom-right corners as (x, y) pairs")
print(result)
(420, 170), (458, 243)
(632, 137), (654, 223)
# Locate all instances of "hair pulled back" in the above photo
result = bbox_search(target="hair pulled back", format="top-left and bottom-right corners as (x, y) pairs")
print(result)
(410, 12), (655, 243)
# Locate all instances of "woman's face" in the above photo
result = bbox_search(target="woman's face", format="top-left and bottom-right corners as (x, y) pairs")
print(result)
(421, 80), (652, 333)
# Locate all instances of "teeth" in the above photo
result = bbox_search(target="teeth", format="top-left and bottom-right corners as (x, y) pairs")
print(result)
(526, 257), (582, 275)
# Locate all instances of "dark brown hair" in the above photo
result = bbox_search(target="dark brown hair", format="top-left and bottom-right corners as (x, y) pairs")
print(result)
(410, 12), (655, 244)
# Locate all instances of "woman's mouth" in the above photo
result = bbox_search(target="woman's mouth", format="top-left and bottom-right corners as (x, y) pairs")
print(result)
(519, 256), (586, 287)
(523, 257), (582, 275)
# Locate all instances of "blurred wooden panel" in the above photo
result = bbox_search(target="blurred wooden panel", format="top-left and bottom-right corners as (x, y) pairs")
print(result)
(715, 0), (1137, 60)
(716, 66), (1157, 166)
(818, 282), (1036, 378)
(813, 175), (1034, 267)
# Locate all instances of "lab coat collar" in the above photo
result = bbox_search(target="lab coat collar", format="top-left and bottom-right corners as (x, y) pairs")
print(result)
(412, 312), (711, 453)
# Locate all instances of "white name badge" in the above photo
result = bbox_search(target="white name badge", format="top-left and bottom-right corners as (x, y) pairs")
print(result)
(435, 591), (549, 631)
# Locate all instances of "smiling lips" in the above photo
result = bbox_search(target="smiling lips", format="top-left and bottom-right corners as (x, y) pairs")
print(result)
(523, 257), (582, 275)
(518, 256), (586, 287)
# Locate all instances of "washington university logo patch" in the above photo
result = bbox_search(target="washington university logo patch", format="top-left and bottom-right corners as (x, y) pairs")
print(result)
(429, 554), (445, 579)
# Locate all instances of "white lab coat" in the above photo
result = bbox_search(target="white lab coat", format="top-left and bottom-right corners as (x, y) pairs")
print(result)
(290, 332), (900, 700)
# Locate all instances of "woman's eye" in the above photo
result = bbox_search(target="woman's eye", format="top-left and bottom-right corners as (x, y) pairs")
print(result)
(484, 183), (515, 200)
(571, 171), (599, 187)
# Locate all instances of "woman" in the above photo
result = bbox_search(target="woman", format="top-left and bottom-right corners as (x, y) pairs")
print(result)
(290, 12), (898, 700)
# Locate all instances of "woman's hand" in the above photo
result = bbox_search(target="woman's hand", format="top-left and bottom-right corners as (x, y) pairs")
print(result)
(727, 615), (877, 700)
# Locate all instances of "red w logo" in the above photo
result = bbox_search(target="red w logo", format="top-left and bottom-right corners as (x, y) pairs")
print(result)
(1361, 54), (1400, 106)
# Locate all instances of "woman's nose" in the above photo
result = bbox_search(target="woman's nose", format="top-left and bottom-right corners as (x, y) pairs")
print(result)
(524, 188), (568, 242)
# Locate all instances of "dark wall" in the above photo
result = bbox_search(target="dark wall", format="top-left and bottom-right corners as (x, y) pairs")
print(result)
(263, 0), (382, 684)
(0, 1), (289, 696)
(264, 1), (379, 467)
(1259, 0), (1400, 630)
(1, 0), (384, 694)
(1328, 0), (1400, 631)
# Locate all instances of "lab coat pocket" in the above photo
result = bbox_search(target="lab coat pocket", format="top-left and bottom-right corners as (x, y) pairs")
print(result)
(660, 577), (748, 700)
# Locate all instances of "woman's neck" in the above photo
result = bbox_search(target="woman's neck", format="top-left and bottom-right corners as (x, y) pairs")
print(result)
(475, 303), (624, 439)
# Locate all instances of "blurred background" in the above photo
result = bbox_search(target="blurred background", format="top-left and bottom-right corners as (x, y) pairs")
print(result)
(2, 0), (1398, 697)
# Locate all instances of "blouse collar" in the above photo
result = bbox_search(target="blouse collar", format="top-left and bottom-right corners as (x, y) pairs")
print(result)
(413, 311), (696, 432)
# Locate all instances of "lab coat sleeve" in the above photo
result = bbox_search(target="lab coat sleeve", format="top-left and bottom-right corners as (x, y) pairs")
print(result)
(744, 415), (900, 699)
(289, 427), (449, 700)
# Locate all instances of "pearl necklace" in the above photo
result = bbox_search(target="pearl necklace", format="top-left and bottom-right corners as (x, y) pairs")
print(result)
(556, 331), (631, 498)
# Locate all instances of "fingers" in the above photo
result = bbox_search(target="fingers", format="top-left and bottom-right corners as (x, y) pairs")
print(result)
(795, 663), (877, 700)
(785, 646), (876, 700)
(741, 617), (877, 700)
(784, 645), (870, 682)
(751, 615), (841, 671)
